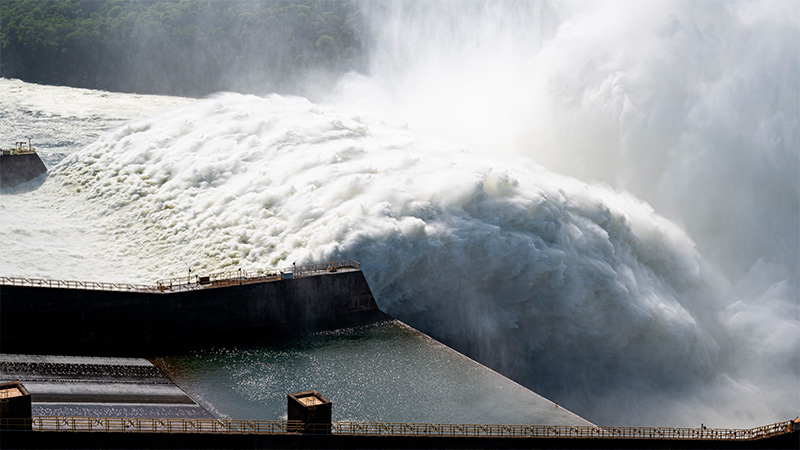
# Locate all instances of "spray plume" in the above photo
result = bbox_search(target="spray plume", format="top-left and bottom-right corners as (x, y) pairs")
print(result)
(2, 0), (797, 427)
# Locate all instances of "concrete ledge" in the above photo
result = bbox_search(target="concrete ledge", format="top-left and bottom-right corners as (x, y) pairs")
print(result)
(1, 429), (797, 449)
(1, 271), (389, 356)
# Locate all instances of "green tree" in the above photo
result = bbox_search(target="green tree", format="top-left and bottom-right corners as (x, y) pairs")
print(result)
(0, 0), (367, 96)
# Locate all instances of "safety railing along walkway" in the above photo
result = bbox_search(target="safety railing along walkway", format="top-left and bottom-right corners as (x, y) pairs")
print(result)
(0, 417), (796, 441)
(1, 141), (38, 156)
(0, 260), (361, 294)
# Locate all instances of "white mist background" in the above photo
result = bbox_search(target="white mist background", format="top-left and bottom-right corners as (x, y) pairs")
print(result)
(351, 0), (799, 284)
(1, 0), (797, 427)
(340, 0), (799, 425)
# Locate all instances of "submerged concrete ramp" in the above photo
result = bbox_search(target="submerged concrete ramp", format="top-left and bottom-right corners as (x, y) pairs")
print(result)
(0, 354), (210, 419)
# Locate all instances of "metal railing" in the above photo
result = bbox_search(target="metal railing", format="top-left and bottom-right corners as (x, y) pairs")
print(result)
(0, 261), (362, 295)
(292, 260), (361, 277)
(326, 420), (797, 440)
(0, 417), (795, 441)
(0, 277), (158, 293)
(1, 140), (37, 156)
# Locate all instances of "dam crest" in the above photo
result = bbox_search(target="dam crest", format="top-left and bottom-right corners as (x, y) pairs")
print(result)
(0, 261), (388, 356)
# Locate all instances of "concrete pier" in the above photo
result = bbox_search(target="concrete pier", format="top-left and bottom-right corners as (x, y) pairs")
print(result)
(0, 152), (47, 188)
(0, 264), (389, 356)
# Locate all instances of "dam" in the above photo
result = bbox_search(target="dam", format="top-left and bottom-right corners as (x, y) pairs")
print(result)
(1, 262), (797, 448)
(0, 261), (388, 356)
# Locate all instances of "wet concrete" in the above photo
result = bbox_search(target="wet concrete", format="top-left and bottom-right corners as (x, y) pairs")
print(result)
(0, 354), (211, 419)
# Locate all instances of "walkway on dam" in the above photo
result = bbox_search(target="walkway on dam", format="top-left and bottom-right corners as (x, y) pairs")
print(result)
(1, 417), (797, 449)
(0, 260), (362, 294)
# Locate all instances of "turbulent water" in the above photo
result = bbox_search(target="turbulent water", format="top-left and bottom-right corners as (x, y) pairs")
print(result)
(1, 0), (798, 428)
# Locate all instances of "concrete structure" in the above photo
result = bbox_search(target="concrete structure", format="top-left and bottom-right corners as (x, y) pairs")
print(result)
(287, 390), (332, 434)
(0, 150), (47, 188)
(4, 262), (793, 448)
(0, 265), (388, 356)
(0, 381), (31, 431)
(0, 354), (210, 419)
(0, 419), (797, 449)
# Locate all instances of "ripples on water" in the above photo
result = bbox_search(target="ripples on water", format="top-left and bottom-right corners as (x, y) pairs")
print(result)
(155, 321), (592, 425)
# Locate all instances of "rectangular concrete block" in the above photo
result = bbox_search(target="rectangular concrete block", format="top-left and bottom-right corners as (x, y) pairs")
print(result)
(0, 380), (32, 431)
(288, 390), (331, 434)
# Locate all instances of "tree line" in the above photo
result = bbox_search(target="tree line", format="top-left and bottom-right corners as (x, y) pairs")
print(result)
(0, 0), (369, 96)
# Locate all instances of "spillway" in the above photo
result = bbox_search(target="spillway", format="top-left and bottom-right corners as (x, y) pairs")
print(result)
(1, 62), (796, 427)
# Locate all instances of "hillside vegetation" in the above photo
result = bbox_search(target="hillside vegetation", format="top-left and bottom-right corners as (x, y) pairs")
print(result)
(1, 0), (367, 96)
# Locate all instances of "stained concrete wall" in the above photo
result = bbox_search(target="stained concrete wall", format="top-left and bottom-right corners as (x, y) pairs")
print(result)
(0, 153), (47, 188)
(0, 271), (388, 356)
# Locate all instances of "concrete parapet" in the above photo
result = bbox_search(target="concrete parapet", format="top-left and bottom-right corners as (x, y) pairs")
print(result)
(0, 270), (389, 356)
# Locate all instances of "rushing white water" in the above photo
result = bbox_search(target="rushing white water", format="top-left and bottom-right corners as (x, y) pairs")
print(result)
(1, 0), (797, 428)
(0, 79), (192, 281)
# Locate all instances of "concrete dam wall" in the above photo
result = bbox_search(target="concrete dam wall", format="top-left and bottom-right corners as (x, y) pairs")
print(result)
(0, 152), (47, 188)
(0, 264), (388, 356)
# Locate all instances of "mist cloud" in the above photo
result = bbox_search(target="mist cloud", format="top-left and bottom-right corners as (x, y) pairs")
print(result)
(52, 86), (795, 426)
(5, 0), (797, 429)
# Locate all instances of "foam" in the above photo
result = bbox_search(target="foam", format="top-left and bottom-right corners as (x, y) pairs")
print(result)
(43, 92), (765, 426)
(1, 0), (797, 428)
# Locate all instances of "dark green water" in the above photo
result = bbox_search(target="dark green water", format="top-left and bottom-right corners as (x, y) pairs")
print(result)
(155, 321), (592, 426)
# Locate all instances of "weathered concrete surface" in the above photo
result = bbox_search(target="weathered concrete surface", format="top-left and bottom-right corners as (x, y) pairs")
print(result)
(0, 153), (47, 188)
(0, 271), (389, 356)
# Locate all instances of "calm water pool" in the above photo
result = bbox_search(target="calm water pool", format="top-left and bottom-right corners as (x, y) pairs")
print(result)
(155, 321), (592, 426)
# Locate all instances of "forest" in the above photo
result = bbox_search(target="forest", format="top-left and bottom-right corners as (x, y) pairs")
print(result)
(0, 0), (368, 96)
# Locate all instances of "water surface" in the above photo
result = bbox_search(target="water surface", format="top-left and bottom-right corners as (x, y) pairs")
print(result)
(156, 321), (592, 426)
